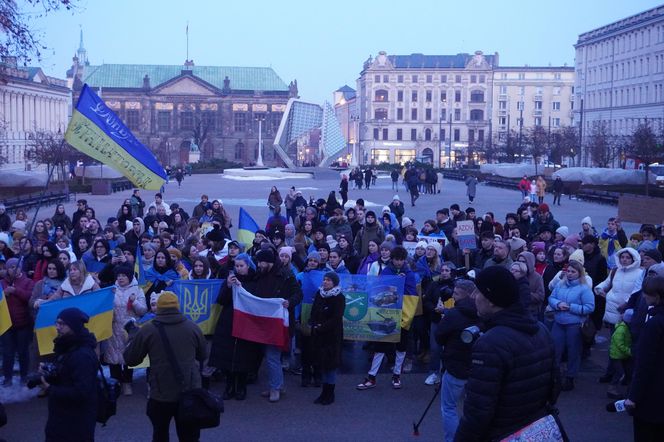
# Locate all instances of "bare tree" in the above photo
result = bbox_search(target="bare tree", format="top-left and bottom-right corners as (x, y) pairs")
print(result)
(627, 122), (664, 196)
(524, 126), (549, 175)
(24, 131), (85, 191)
(586, 122), (617, 168)
(555, 126), (579, 167)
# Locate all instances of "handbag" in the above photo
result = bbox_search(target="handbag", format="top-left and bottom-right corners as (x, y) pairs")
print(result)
(154, 322), (224, 429)
(97, 365), (121, 426)
(581, 318), (597, 345)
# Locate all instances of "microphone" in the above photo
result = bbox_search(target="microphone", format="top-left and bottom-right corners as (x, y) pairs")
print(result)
(606, 400), (627, 413)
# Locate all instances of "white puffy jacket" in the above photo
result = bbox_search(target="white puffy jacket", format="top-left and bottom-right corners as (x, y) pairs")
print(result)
(595, 247), (642, 325)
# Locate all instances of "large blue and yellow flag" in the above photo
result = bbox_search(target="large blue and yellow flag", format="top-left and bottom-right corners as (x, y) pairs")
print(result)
(64, 84), (167, 190)
(35, 287), (114, 355)
(0, 286), (12, 336)
(170, 279), (224, 335)
(135, 245), (146, 286)
(237, 207), (259, 247)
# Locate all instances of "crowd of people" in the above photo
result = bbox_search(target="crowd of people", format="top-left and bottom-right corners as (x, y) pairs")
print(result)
(1, 172), (664, 441)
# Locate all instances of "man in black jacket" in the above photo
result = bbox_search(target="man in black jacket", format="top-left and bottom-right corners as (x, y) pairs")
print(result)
(435, 279), (479, 442)
(455, 266), (557, 442)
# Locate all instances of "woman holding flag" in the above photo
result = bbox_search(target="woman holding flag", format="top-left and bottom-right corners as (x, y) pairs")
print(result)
(144, 249), (180, 303)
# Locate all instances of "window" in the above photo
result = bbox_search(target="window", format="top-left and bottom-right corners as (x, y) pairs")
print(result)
(469, 110), (484, 121)
(425, 90), (432, 102)
(425, 128), (432, 140)
(500, 85), (507, 94)
(126, 110), (139, 130)
(382, 128), (388, 140)
(534, 117), (542, 126)
(455, 90), (461, 102)
(517, 101), (525, 111)
(455, 75), (461, 83)
(470, 91), (484, 102)
(454, 129), (460, 141)
(519, 86), (526, 95)
(499, 100), (507, 110)
(440, 128), (446, 141)
(479, 74), (485, 83)
(552, 118), (561, 127)
(383, 75), (389, 82)
(468, 129), (475, 142)
(454, 109), (461, 121)
(233, 112), (247, 132)
(470, 75), (477, 83)
(535, 101), (543, 110)
(426, 75), (432, 83)
(180, 111), (194, 131)
(271, 112), (282, 133)
(411, 91), (418, 102)
(374, 75), (380, 83)
(440, 74), (447, 83)
(478, 129), (484, 141)
(411, 75), (418, 83)
(397, 90), (404, 102)
(375, 89), (388, 102)
(411, 128), (417, 141)
(397, 108), (404, 120)
(411, 108), (418, 120)
(374, 108), (388, 120)
(234, 142), (243, 160)
(440, 109), (446, 121)
(552, 102), (561, 110)
(157, 111), (171, 131)
(440, 91), (447, 101)
(499, 116), (507, 126)
(396, 128), (403, 140)
(425, 109), (432, 120)
(373, 128), (379, 140)
(202, 111), (216, 131)
(518, 72), (525, 80)
(397, 75), (404, 83)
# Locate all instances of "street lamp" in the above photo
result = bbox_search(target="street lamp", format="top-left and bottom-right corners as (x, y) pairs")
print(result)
(350, 115), (360, 166)
(254, 114), (265, 167)
(442, 100), (453, 168)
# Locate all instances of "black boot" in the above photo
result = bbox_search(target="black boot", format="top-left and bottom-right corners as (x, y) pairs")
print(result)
(320, 384), (335, 405)
(223, 373), (236, 400)
(314, 384), (327, 404)
(235, 373), (247, 401)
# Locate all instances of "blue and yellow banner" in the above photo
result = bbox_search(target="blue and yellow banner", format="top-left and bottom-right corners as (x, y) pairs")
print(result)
(35, 287), (115, 355)
(301, 271), (405, 343)
(0, 286), (12, 336)
(237, 207), (259, 248)
(64, 84), (166, 190)
(170, 279), (224, 335)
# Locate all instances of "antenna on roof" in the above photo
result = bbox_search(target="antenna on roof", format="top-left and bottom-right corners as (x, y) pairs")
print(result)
(186, 21), (189, 62)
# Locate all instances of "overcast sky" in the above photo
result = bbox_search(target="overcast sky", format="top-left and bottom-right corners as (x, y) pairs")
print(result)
(31, 0), (658, 103)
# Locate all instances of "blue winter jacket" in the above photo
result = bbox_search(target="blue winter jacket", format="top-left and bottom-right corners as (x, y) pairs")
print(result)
(548, 279), (595, 325)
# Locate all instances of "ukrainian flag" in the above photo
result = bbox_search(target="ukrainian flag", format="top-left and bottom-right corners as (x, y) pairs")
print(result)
(0, 286), (12, 336)
(135, 245), (146, 286)
(64, 84), (166, 190)
(35, 287), (115, 355)
(237, 207), (259, 248)
(170, 279), (223, 335)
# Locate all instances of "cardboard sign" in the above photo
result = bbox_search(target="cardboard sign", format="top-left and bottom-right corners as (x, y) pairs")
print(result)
(456, 220), (477, 250)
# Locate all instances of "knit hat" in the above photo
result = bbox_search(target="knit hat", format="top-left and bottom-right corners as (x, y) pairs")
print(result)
(255, 229), (267, 238)
(637, 240), (656, 252)
(365, 210), (377, 219)
(564, 233), (580, 249)
(323, 271), (340, 286)
(415, 240), (428, 250)
(538, 203), (550, 213)
(507, 237), (527, 252)
(256, 248), (276, 263)
(556, 226), (569, 238)
(11, 220), (26, 232)
(648, 262), (664, 276)
(5, 257), (19, 269)
(382, 206), (391, 213)
(569, 249), (585, 265)
(156, 292), (180, 312)
(0, 232), (10, 246)
(643, 249), (663, 263)
(279, 246), (294, 258)
(206, 225), (226, 243)
(114, 265), (134, 280)
(581, 216), (592, 227)
(401, 217), (413, 228)
(380, 241), (395, 251)
(392, 195), (400, 202)
(57, 308), (89, 334)
(623, 309), (634, 324)
(307, 251), (321, 262)
(317, 243), (331, 253)
(475, 266), (520, 308)
(426, 241), (442, 256)
(531, 242), (545, 254)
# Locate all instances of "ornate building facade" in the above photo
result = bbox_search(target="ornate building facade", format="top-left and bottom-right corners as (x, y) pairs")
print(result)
(67, 36), (297, 167)
(0, 57), (70, 171)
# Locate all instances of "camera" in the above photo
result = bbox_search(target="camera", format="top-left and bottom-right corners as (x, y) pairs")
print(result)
(460, 325), (483, 344)
(26, 363), (57, 389)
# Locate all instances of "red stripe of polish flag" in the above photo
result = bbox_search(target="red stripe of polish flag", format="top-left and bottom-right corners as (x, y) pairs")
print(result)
(232, 285), (290, 351)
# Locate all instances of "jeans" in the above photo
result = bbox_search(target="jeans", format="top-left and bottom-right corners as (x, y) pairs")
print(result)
(265, 345), (284, 390)
(441, 371), (466, 442)
(552, 322), (582, 378)
(1, 326), (32, 380)
(321, 369), (336, 384)
(146, 398), (200, 442)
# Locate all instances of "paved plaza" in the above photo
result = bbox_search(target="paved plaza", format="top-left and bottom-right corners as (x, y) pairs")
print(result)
(1, 171), (639, 441)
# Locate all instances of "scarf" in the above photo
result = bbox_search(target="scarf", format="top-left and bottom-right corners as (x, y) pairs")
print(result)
(145, 266), (180, 283)
(601, 229), (619, 258)
(319, 286), (342, 298)
(41, 277), (63, 298)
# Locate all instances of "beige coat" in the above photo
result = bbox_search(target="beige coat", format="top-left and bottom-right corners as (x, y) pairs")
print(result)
(103, 279), (147, 365)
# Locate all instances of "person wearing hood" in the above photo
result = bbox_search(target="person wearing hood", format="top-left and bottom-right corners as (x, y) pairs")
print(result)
(307, 272), (345, 405)
(353, 211), (385, 258)
(527, 204), (561, 241)
(144, 249), (180, 303)
(104, 266), (147, 396)
(326, 249), (350, 274)
(455, 267), (556, 441)
(381, 212), (402, 245)
(124, 218), (145, 250)
(42, 308), (98, 441)
(516, 251), (546, 317)
(388, 195), (405, 226)
(124, 292), (207, 441)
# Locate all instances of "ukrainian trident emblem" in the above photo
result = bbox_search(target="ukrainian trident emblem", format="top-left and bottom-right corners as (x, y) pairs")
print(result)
(183, 285), (209, 322)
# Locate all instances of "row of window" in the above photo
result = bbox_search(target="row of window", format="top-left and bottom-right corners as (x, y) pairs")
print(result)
(498, 85), (565, 95)
(584, 24), (664, 62)
(376, 89), (485, 103)
(497, 101), (562, 111)
(585, 117), (664, 135)
(371, 127), (486, 143)
(586, 83), (664, 108)
(497, 116), (563, 127)
(374, 73), (487, 84)
(374, 108), (485, 122)
(122, 110), (282, 134)
(587, 55), (662, 84)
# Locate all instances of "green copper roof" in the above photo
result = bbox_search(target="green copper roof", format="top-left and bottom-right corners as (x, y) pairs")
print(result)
(82, 64), (289, 92)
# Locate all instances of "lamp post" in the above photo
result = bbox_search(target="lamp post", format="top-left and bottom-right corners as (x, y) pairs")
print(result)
(350, 115), (360, 166)
(255, 114), (265, 167)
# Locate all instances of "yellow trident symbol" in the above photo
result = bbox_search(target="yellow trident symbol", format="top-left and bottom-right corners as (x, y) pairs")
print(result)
(183, 284), (209, 322)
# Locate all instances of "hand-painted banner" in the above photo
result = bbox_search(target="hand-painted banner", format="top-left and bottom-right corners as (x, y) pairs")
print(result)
(64, 84), (166, 190)
(456, 220), (477, 250)
(301, 271), (405, 343)
(170, 279), (224, 335)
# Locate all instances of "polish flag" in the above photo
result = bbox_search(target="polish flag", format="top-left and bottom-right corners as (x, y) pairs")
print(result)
(232, 285), (290, 351)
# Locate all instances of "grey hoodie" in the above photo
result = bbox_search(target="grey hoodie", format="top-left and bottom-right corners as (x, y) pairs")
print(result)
(518, 251), (545, 314)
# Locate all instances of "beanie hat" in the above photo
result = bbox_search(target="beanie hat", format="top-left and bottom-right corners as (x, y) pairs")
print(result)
(279, 246), (294, 258)
(323, 271), (340, 286)
(114, 265), (134, 280)
(156, 292), (180, 312)
(508, 237), (527, 252)
(317, 243), (331, 253)
(531, 242), (545, 254)
(365, 210), (377, 219)
(623, 309), (634, 324)
(255, 229), (267, 238)
(475, 266), (520, 308)
(643, 249), (663, 263)
(415, 240), (428, 249)
(426, 241), (442, 256)
(57, 308), (89, 334)
(637, 240), (656, 252)
(11, 220), (26, 232)
(569, 249), (585, 265)
(382, 206), (391, 213)
(564, 234), (580, 249)
(392, 195), (400, 202)
(5, 257), (19, 269)
(0, 232), (10, 246)
(581, 216), (592, 227)
(206, 225), (226, 243)
(256, 249), (276, 264)
(648, 262), (664, 276)
(538, 203), (550, 213)
(401, 217), (413, 228)
(380, 241), (395, 251)
(307, 251), (321, 262)
(556, 226), (569, 238)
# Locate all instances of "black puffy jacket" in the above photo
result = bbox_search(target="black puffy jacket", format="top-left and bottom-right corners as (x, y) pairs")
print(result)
(455, 304), (556, 442)
(435, 296), (478, 380)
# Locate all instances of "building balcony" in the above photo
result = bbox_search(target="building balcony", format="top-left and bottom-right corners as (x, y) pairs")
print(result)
(533, 94), (543, 101)
(466, 119), (489, 127)
(499, 93), (508, 100)
(533, 110), (543, 116)
(498, 110), (507, 116)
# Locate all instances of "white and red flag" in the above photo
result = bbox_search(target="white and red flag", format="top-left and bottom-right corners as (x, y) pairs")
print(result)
(232, 285), (290, 351)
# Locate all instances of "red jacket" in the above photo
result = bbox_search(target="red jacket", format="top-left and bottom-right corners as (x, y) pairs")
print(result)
(518, 178), (530, 191)
(1, 275), (36, 328)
